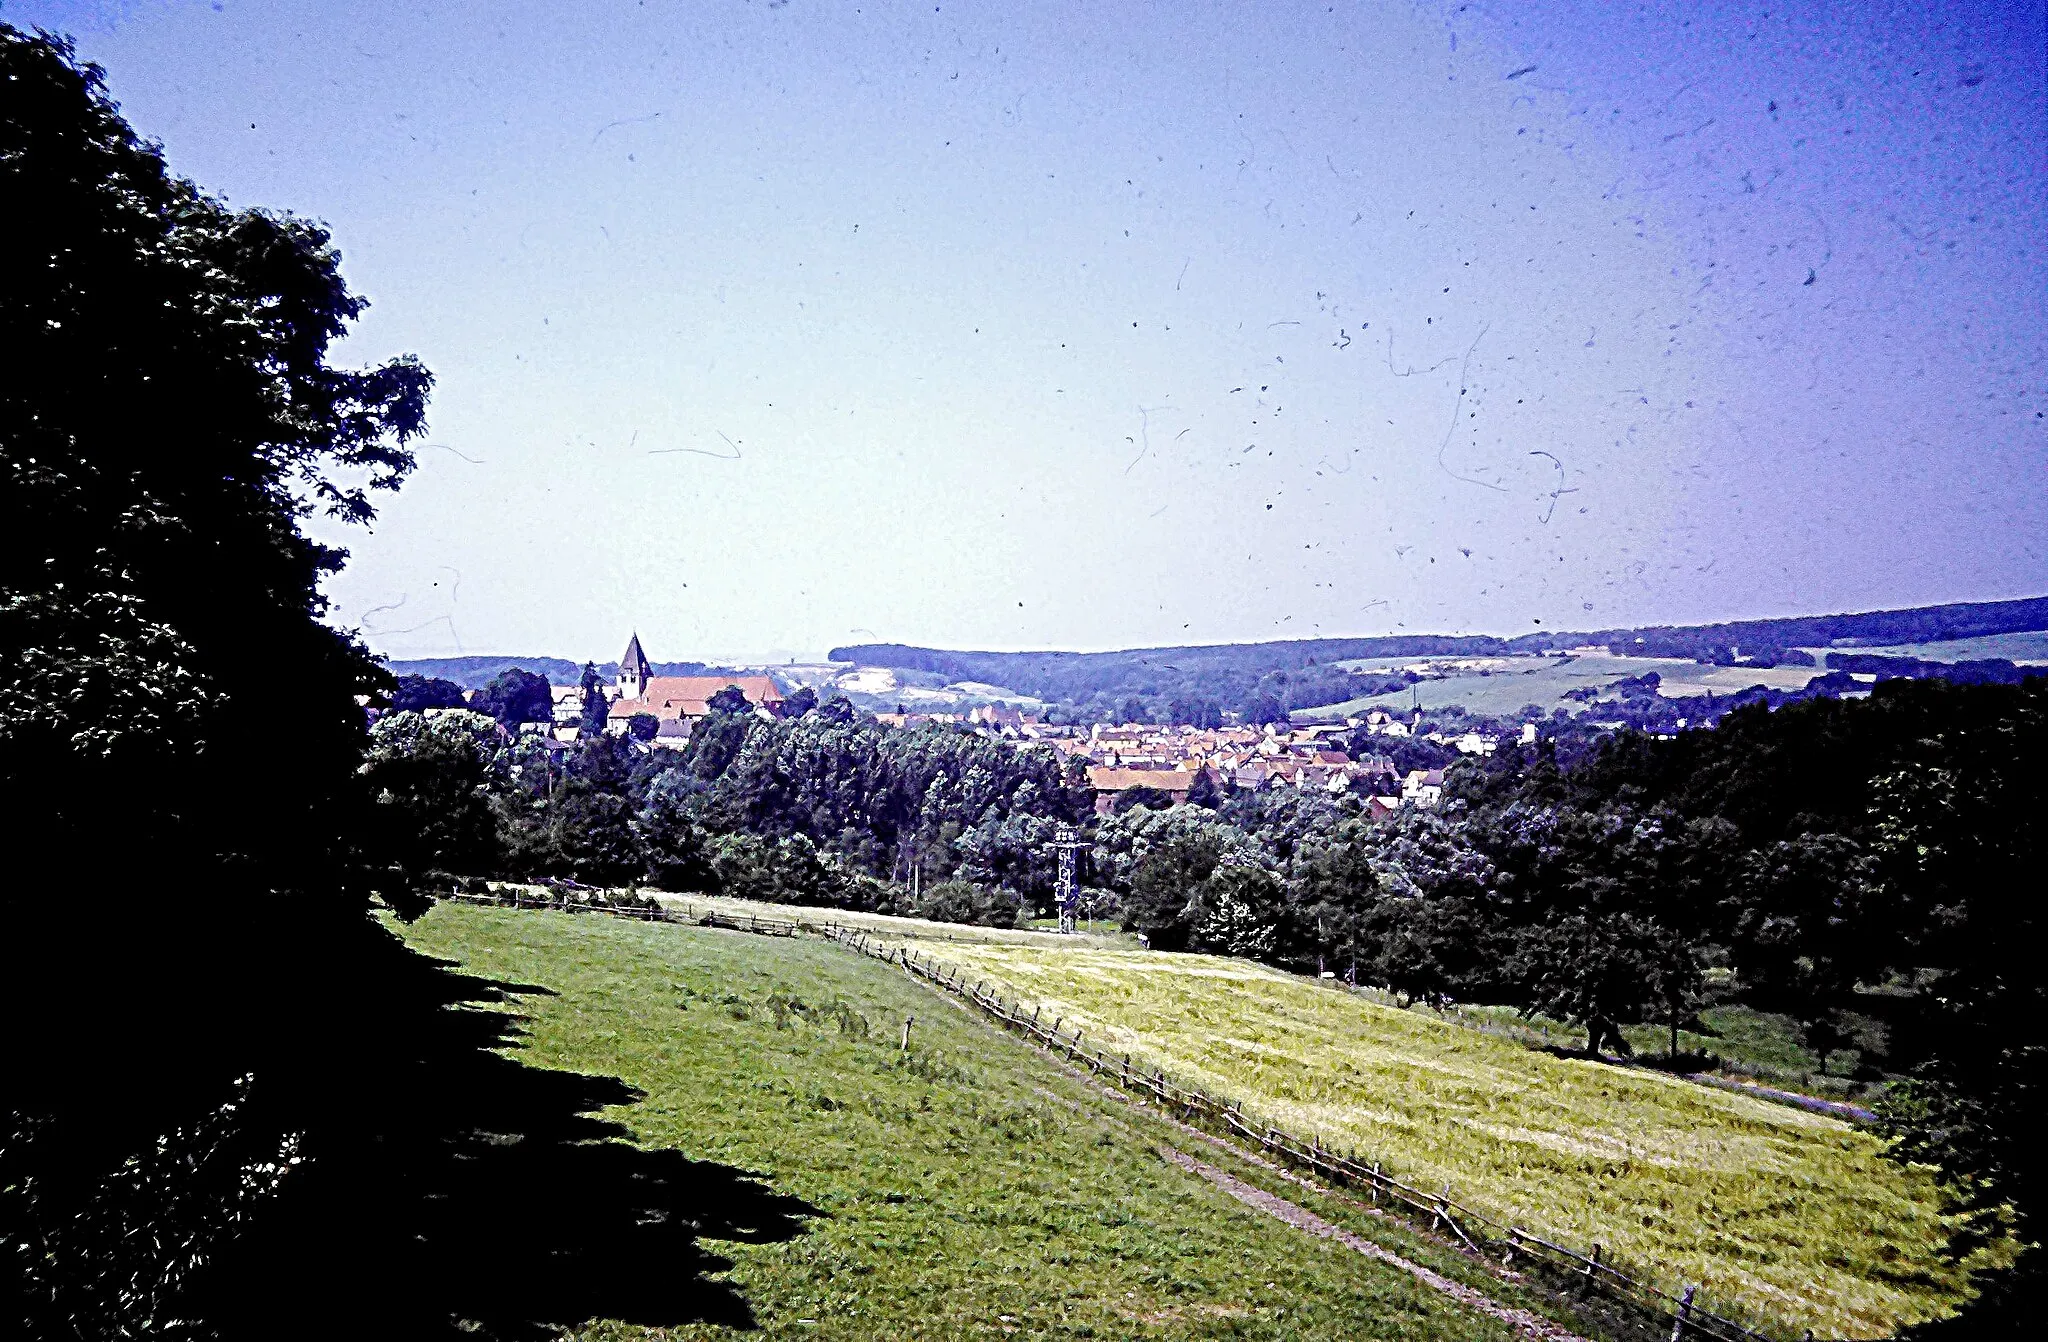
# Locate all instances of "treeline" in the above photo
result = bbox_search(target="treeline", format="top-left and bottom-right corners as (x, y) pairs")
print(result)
(1828, 652), (2037, 685)
(366, 701), (1092, 925)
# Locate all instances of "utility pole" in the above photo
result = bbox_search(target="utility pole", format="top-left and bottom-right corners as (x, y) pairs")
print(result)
(1049, 823), (1087, 934)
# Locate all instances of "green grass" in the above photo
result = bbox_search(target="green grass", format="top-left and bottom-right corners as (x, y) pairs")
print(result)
(902, 944), (1971, 1339)
(1438, 1001), (1885, 1099)
(645, 890), (1137, 950)
(398, 903), (1548, 1341)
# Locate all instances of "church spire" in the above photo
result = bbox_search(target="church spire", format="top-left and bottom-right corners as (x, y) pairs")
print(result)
(618, 633), (652, 699)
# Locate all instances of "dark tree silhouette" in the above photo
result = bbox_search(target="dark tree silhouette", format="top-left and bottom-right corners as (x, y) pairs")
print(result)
(391, 673), (467, 712)
(0, 28), (813, 1338)
(705, 684), (751, 715)
(473, 667), (553, 734)
(577, 660), (609, 736)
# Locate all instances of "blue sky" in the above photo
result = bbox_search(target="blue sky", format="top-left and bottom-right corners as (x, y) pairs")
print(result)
(15, 0), (2045, 661)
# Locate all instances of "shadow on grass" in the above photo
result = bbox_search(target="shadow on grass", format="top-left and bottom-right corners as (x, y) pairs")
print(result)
(207, 944), (820, 1340)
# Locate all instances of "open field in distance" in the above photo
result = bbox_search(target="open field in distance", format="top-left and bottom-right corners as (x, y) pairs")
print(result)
(647, 890), (1136, 950)
(1312, 653), (1825, 719)
(1809, 631), (2048, 664)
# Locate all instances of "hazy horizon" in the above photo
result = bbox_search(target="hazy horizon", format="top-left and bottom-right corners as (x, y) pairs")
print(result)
(22, 0), (2046, 664)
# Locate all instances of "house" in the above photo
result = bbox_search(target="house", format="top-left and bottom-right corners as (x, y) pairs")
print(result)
(1086, 767), (1195, 815)
(1401, 768), (1447, 807)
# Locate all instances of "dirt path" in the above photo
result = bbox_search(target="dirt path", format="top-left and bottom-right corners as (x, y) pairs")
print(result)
(1160, 1147), (1595, 1342)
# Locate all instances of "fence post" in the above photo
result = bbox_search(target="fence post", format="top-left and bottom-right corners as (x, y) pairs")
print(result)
(1669, 1284), (1695, 1341)
(1578, 1244), (1602, 1297)
(901, 1017), (914, 1052)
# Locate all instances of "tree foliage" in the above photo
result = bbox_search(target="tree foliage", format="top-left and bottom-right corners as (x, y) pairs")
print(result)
(1, 26), (435, 1334)
(471, 667), (552, 733)
(391, 673), (466, 713)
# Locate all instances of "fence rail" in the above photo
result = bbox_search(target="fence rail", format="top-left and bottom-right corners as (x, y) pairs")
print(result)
(446, 888), (1801, 1342)
(823, 926), (1787, 1342)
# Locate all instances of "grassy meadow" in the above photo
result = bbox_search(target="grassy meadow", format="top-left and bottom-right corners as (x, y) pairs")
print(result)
(398, 902), (1561, 1342)
(902, 943), (1969, 1339)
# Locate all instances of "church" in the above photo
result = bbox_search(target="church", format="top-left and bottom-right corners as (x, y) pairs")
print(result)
(605, 633), (786, 736)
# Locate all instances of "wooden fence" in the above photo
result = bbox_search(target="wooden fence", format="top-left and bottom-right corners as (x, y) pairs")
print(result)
(446, 889), (1804, 1342)
(824, 926), (1792, 1342)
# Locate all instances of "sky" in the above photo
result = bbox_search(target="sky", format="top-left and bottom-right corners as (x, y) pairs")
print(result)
(13, 0), (2046, 662)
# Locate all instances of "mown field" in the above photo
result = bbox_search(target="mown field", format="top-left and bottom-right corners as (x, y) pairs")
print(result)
(399, 903), (1564, 1342)
(902, 943), (1969, 1339)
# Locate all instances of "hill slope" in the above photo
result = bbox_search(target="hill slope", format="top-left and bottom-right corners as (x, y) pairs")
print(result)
(399, 903), (1562, 1341)
(902, 942), (1967, 1339)
(830, 596), (2048, 719)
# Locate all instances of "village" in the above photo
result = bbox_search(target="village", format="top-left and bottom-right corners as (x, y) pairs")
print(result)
(406, 634), (1537, 816)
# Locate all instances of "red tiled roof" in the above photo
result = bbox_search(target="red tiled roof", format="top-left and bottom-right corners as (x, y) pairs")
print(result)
(609, 674), (784, 720)
(1086, 767), (1194, 793)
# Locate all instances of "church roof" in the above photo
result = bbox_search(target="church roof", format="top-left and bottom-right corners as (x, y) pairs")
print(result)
(609, 675), (786, 719)
(620, 633), (652, 676)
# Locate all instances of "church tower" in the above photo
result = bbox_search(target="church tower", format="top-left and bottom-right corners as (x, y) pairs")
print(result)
(617, 633), (652, 700)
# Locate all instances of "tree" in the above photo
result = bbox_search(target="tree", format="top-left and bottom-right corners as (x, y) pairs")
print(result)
(626, 712), (660, 742)
(1184, 766), (1224, 810)
(1865, 683), (2047, 1333)
(1285, 827), (1381, 972)
(473, 667), (552, 734)
(390, 673), (465, 713)
(912, 879), (1022, 928)
(1193, 864), (1281, 958)
(577, 661), (608, 736)
(1725, 831), (1882, 1061)
(1243, 693), (1287, 726)
(1112, 784), (1173, 815)
(782, 684), (819, 718)
(1511, 913), (1695, 1055)
(2, 27), (433, 1334)
(1123, 829), (1226, 950)
(705, 684), (751, 715)
(362, 710), (503, 883)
